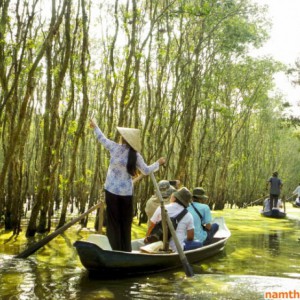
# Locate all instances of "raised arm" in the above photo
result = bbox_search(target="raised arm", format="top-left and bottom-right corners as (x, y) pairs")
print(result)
(90, 118), (116, 151)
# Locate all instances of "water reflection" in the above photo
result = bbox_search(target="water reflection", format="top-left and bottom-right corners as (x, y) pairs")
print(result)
(2, 261), (300, 300)
(266, 231), (280, 256)
(0, 255), (37, 299)
(74, 273), (300, 300)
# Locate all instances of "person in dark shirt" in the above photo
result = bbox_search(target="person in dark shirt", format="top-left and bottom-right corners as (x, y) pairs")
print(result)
(266, 172), (283, 210)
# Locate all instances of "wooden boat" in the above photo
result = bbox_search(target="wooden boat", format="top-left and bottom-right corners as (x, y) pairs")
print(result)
(73, 217), (230, 278)
(261, 209), (286, 218)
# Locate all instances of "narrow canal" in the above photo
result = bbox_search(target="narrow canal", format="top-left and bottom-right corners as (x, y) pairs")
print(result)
(1, 204), (300, 299)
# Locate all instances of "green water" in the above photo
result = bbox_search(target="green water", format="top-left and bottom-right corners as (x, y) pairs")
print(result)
(1, 204), (300, 299)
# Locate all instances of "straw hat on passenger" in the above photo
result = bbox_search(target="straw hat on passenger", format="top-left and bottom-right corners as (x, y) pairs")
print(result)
(117, 127), (142, 152)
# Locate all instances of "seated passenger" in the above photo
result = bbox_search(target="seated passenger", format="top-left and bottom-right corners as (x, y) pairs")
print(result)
(188, 187), (219, 246)
(145, 180), (176, 226)
(169, 179), (181, 189)
(292, 183), (300, 206)
(263, 198), (271, 212)
(145, 187), (202, 252)
(277, 199), (283, 209)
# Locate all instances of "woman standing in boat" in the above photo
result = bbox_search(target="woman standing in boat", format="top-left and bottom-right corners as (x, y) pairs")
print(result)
(90, 119), (165, 252)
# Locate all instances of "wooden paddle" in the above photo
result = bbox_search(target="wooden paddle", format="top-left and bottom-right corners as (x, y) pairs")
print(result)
(286, 194), (297, 202)
(247, 195), (268, 207)
(16, 173), (147, 259)
(150, 172), (194, 277)
(283, 196), (286, 213)
(15, 201), (103, 259)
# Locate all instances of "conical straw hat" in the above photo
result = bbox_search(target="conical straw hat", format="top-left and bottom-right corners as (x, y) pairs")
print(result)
(117, 127), (142, 152)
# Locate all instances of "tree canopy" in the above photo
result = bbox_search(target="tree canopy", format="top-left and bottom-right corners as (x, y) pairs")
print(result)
(1, 0), (300, 236)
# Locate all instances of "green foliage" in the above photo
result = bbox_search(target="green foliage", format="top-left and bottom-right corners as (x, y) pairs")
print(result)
(67, 120), (77, 136)
(59, 174), (69, 191)
(1, 0), (300, 232)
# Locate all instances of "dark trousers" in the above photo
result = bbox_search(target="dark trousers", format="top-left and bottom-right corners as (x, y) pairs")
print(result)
(105, 190), (133, 252)
(270, 194), (279, 209)
(203, 223), (219, 245)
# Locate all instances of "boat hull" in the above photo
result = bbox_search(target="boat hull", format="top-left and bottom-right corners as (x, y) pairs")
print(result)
(74, 217), (230, 278)
(261, 210), (286, 218)
(74, 237), (228, 277)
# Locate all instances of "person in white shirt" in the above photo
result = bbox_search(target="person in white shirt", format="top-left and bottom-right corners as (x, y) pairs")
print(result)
(145, 187), (202, 252)
(263, 198), (271, 212)
(145, 180), (175, 226)
(292, 183), (300, 206)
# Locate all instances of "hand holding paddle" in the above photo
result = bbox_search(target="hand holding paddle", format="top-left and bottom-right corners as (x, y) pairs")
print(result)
(158, 157), (166, 166)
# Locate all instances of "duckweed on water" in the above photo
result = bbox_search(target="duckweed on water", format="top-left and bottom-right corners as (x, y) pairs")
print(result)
(0, 204), (300, 299)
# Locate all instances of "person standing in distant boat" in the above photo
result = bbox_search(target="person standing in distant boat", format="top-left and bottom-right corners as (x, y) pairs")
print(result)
(292, 183), (300, 206)
(266, 172), (283, 210)
(90, 119), (166, 252)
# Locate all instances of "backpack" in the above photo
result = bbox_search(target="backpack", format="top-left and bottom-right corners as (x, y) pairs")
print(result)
(145, 208), (188, 244)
